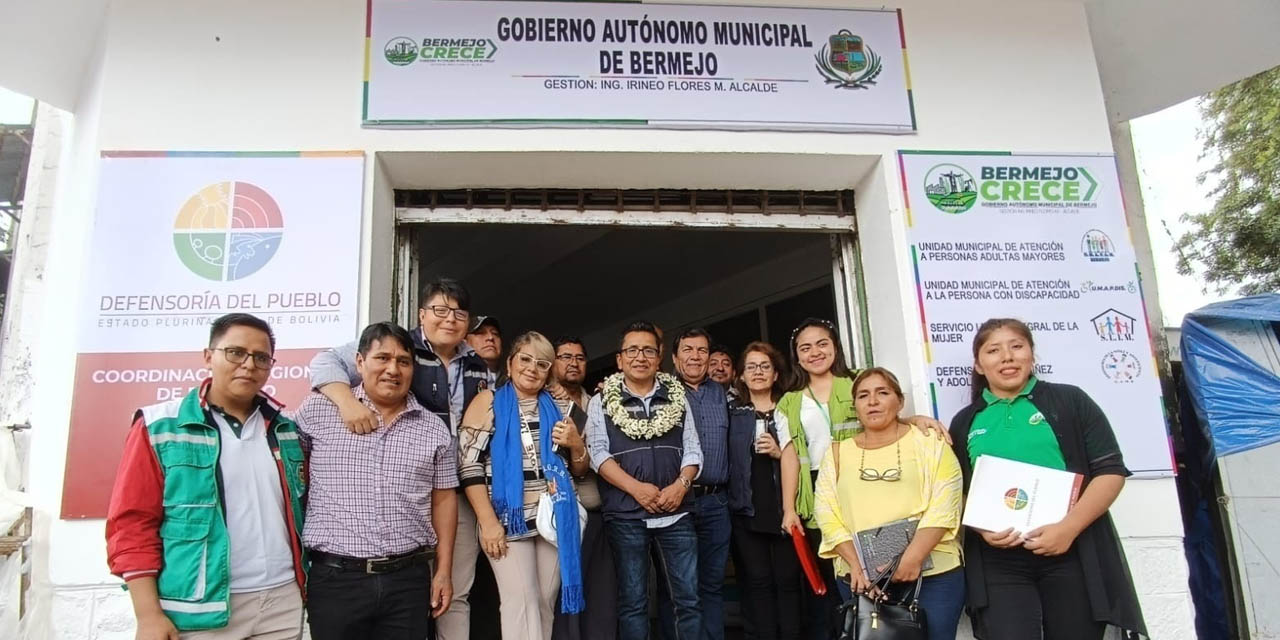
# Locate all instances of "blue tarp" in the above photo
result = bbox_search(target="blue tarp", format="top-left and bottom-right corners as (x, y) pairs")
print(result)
(1181, 293), (1280, 458)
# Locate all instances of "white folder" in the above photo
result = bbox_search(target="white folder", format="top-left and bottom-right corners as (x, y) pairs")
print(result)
(961, 455), (1083, 535)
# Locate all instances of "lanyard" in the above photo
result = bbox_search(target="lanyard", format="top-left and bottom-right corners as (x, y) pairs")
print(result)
(805, 386), (834, 431)
(517, 409), (543, 479)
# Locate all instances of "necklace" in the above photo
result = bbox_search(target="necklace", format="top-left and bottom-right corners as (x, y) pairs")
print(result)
(858, 437), (902, 482)
(601, 372), (686, 440)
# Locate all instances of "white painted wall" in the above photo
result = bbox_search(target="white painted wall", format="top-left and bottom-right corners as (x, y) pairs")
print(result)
(8, 0), (1193, 637)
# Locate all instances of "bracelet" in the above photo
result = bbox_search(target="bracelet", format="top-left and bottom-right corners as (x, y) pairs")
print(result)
(678, 475), (691, 489)
(572, 448), (588, 464)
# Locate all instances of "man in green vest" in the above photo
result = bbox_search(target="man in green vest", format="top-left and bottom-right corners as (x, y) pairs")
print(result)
(107, 313), (308, 639)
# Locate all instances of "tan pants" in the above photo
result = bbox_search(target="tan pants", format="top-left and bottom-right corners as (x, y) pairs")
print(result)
(181, 582), (303, 640)
(435, 496), (480, 640)
(487, 536), (560, 640)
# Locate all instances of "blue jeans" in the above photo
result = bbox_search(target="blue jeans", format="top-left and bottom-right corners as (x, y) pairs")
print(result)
(607, 516), (702, 640)
(836, 568), (966, 640)
(655, 492), (731, 640)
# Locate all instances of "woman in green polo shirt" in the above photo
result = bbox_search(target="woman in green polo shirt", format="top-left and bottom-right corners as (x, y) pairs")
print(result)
(948, 318), (1147, 640)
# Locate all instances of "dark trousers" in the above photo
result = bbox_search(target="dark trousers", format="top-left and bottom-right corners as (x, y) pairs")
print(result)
(977, 545), (1105, 640)
(608, 516), (702, 640)
(801, 527), (841, 640)
(655, 492), (732, 640)
(306, 561), (432, 640)
(730, 517), (802, 640)
(553, 510), (619, 640)
(836, 568), (966, 640)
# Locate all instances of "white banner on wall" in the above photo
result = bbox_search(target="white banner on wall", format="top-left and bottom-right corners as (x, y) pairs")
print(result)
(898, 151), (1173, 474)
(364, 0), (915, 132)
(63, 152), (364, 519)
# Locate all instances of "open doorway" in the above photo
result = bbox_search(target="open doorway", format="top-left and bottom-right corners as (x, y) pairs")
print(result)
(407, 224), (843, 382)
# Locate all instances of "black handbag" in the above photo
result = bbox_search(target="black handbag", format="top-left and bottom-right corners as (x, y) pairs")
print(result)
(835, 556), (927, 640)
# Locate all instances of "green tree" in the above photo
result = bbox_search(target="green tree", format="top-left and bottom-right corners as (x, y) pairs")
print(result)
(1174, 65), (1280, 295)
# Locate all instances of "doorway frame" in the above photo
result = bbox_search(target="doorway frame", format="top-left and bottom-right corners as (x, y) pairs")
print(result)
(393, 208), (871, 369)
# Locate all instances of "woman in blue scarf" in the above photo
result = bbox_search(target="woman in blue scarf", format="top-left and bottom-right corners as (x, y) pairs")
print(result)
(459, 331), (588, 640)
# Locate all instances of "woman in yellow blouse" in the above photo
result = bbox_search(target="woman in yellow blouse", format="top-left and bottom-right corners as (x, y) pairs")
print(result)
(814, 367), (965, 640)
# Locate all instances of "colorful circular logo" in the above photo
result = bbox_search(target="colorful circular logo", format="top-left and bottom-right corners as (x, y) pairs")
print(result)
(173, 181), (284, 281)
(1101, 349), (1142, 383)
(1003, 488), (1029, 510)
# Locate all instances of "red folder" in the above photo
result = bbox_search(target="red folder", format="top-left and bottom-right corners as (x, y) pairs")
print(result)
(790, 525), (827, 596)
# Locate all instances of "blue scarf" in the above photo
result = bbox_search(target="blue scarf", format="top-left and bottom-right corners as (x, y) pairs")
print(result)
(491, 384), (585, 613)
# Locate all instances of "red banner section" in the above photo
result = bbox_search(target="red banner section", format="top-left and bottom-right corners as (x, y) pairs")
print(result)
(60, 348), (321, 519)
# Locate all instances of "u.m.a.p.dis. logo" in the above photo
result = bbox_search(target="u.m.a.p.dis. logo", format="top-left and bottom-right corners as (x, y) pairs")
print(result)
(173, 182), (283, 282)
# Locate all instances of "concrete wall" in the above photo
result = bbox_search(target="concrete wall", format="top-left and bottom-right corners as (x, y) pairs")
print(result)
(8, 0), (1193, 637)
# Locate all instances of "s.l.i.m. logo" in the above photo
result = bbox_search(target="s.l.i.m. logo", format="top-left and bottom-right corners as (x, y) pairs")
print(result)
(923, 164), (978, 214)
(814, 30), (882, 89)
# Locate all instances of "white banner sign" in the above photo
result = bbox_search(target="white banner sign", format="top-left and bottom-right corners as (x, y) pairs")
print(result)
(898, 151), (1173, 474)
(81, 153), (364, 352)
(365, 0), (915, 132)
(62, 152), (364, 518)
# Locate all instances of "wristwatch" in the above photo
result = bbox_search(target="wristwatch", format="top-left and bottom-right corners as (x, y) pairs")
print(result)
(678, 475), (692, 489)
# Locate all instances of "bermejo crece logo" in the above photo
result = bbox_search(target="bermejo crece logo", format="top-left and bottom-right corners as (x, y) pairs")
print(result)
(384, 37), (419, 66)
(173, 181), (284, 281)
(814, 30), (882, 89)
(385, 36), (498, 66)
(923, 164), (978, 214)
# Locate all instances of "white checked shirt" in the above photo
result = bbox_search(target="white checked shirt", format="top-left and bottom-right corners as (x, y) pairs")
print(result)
(296, 385), (458, 557)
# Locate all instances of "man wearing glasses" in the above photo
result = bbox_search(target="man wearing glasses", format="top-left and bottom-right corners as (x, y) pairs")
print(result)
(309, 277), (491, 640)
(549, 336), (592, 412)
(107, 313), (308, 640)
(585, 321), (703, 640)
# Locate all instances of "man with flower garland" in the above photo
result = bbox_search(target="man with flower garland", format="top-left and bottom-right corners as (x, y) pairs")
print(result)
(585, 321), (704, 640)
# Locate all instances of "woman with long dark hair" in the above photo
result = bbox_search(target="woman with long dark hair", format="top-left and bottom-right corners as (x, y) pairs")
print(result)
(948, 318), (1147, 640)
(727, 341), (801, 640)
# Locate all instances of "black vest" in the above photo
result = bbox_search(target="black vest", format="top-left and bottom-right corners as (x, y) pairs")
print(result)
(408, 327), (490, 431)
(599, 380), (692, 520)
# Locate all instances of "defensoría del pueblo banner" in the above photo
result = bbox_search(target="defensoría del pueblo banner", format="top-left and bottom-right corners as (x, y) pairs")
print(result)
(898, 150), (1172, 474)
(365, 0), (915, 132)
(61, 151), (364, 518)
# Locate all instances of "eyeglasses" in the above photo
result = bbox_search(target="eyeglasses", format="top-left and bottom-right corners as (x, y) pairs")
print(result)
(214, 347), (276, 369)
(620, 346), (659, 360)
(425, 305), (470, 321)
(743, 362), (774, 373)
(858, 441), (902, 482)
(514, 352), (553, 373)
(556, 353), (587, 363)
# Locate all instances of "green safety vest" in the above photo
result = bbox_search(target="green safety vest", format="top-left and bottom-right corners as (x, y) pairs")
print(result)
(777, 375), (860, 523)
(139, 386), (307, 631)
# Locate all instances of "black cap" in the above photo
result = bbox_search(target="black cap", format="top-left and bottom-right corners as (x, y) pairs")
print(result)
(469, 315), (501, 334)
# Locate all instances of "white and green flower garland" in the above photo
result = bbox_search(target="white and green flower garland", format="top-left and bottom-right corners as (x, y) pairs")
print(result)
(602, 372), (686, 440)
